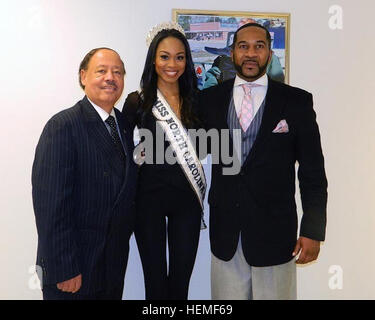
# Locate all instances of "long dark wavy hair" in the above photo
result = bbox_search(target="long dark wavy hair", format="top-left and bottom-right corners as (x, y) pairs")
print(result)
(139, 28), (199, 128)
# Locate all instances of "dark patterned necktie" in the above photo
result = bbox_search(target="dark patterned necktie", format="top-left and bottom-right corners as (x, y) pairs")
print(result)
(105, 115), (126, 161)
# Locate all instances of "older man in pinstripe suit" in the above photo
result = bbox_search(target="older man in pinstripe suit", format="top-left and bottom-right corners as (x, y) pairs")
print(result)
(32, 48), (137, 300)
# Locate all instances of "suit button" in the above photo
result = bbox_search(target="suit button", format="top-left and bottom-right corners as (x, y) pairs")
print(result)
(103, 171), (109, 177)
(235, 203), (240, 208)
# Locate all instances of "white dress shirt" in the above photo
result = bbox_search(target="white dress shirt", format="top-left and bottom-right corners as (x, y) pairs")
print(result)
(88, 97), (117, 124)
(233, 73), (268, 119)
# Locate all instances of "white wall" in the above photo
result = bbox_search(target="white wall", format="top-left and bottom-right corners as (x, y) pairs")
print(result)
(0, 0), (374, 299)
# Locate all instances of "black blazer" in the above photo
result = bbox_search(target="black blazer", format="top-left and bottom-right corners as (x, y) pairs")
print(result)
(32, 96), (138, 294)
(198, 78), (328, 267)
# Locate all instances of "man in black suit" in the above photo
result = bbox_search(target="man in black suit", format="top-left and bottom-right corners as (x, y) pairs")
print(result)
(32, 48), (137, 300)
(198, 24), (327, 299)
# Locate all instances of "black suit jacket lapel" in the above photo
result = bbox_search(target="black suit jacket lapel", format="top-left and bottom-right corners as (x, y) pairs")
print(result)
(115, 108), (130, 158)
(80, 97), (125, 177)
(243, 78), (287, 167)
(113, 108), (134, 204)
(215, 79), (235, 130)
(214, 79), (235, 163)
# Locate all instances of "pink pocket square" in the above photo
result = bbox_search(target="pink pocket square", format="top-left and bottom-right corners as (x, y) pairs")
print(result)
(272, 119), (289, 133)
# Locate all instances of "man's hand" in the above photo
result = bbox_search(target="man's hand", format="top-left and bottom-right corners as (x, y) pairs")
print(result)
(57, 274), (82, 293)
(292, 237), (320, 264)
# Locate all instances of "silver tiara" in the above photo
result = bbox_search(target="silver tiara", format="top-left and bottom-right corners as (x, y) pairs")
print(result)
(146, 21), (185, 47)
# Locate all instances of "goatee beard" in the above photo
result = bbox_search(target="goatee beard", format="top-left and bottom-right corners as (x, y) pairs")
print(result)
(233, 55), (269, 81)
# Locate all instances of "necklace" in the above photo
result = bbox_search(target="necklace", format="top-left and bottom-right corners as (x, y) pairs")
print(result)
(168, 96), (182, 119)
(158, 88), (182, 119)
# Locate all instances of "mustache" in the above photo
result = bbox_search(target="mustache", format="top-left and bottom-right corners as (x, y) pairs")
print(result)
(103, 80), (117, 88)
(242, 58), (259, 65)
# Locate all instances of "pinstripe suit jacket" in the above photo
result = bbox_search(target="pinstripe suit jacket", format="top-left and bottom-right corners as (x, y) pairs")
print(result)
(198, 77), (328, 267)
(32, 96), (137, 294)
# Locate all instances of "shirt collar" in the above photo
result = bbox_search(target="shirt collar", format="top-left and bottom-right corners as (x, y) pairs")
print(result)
(234, 73), (268, 88)
(87, 97), (116, 122)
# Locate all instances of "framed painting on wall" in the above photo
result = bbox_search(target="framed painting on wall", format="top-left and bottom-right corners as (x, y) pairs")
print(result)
(172, 9), (290, 89)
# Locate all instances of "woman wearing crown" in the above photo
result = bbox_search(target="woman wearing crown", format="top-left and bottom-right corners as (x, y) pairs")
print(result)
(122, 22), (206, 300)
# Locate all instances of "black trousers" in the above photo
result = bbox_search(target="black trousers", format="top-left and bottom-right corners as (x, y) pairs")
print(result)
(135, 189), (202, 300)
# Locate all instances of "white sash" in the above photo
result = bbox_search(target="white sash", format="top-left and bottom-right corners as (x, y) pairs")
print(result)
(152, 90), (207, 217)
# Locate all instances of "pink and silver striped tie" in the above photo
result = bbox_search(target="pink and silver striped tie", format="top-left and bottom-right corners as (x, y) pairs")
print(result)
(239, 83), (255, 132)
